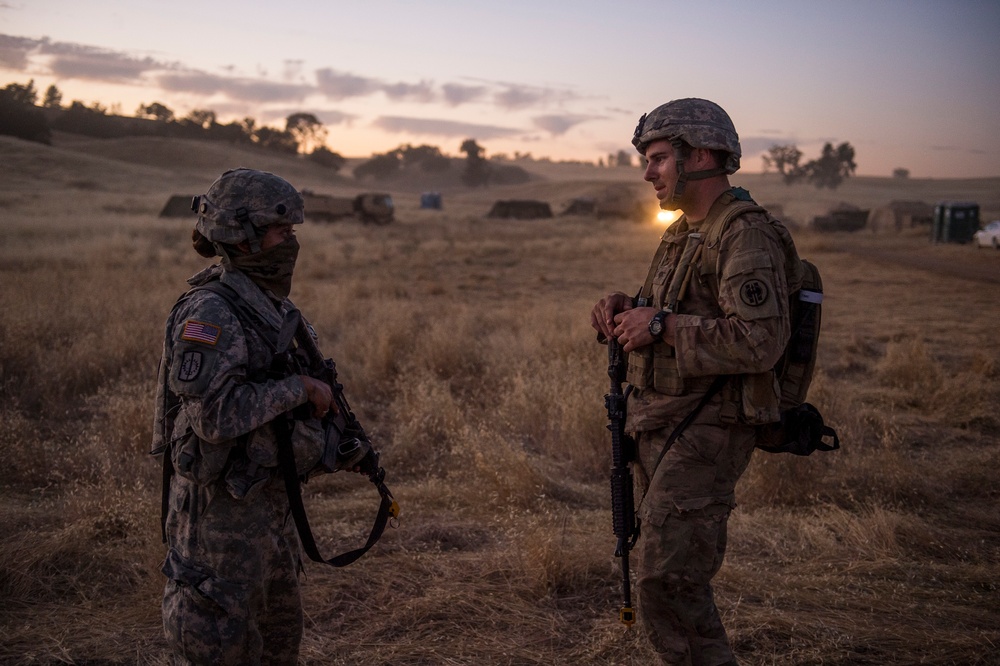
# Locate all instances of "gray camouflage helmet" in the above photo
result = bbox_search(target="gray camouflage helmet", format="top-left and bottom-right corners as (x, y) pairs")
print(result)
(632, 98), (741, 174)
(194, 168), (304, 248)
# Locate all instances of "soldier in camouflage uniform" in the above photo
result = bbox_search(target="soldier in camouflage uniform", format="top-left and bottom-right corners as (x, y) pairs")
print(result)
(152, 168), (338, 665)
(591, 99), (804, 666)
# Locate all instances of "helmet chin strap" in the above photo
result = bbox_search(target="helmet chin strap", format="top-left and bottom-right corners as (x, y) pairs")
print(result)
(235, 207), (262, 255)
(669, 142), (727, 204)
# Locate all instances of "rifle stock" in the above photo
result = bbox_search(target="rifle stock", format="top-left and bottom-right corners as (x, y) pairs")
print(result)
(605, 338), (638, 626)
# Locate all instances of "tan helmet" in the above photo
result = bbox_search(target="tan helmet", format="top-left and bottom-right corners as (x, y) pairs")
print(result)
(193, 168), (304, 253)
(632, 98), (741, 174)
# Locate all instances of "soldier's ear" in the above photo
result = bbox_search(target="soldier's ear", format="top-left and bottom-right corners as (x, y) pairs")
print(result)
(690, 147), (715, 169)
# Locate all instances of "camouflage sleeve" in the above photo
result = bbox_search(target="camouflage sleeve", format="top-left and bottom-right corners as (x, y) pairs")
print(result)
(673, 222), (791, 378)
(167, 291), (309, 444)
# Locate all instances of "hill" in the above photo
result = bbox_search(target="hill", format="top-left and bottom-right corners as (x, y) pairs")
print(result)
(0, 130), (998, 665)
(7, 132), (998, 226)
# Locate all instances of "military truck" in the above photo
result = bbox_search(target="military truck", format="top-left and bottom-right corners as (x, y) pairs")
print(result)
(301, 191), (394, 225)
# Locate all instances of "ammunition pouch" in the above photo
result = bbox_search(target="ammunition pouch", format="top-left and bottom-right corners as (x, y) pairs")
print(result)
(310, 410), (374, 478)
(169, 413), (236, 486)
(223, 457), (271, 501)
(626, 343), (688, 395)
(626, 343), (726, 398)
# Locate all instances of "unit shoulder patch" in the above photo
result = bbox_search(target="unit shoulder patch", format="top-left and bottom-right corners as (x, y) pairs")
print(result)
(177, 350), (203, 381)
(739, 279), (769, 307)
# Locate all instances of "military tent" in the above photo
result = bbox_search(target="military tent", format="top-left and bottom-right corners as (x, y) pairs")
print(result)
(159, 195), (196, 218)
(487, 200), (553, 220)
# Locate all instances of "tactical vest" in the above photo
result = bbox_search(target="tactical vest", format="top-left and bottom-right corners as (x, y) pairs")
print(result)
(626, 190), (801, 425)
(153, 276), (320, 503)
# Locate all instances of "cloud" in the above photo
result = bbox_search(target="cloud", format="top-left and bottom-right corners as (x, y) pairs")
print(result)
(37, 39), (170, 83)
(0, 34), (36, 70)
(532, 114), (601, 136)
(442, 82), (487, 106)
(494, 85), (547, 110)
(2, 33), (587, 117)
(315, 68), (381, 100)
(157, 71), (314, 103)
(493, 83), (581, 111)
(372, 115), (522, 140)
(253, 106), (356, 126)
(382, 80), (436, 103)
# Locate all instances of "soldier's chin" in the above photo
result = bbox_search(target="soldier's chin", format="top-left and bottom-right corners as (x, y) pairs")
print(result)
(658, 199), (681, 212)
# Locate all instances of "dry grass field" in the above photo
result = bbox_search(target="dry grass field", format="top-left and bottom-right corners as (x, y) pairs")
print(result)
(1, 133), (999, 665)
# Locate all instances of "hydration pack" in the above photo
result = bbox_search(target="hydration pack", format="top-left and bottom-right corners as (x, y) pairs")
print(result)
(755, 258), (839, 455)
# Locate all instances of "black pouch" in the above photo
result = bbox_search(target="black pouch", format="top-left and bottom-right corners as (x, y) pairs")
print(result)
(313, 411), (370, 476)
(756, 403), (839, 456)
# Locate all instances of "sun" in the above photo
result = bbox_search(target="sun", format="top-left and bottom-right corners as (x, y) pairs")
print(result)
(657, 210), (681, 225)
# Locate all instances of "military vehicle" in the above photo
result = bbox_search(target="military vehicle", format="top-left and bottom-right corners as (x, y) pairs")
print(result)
(301, 191), (394, 225)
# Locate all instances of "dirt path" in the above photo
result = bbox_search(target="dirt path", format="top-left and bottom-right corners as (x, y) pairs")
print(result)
(833, 235), (1000, 284)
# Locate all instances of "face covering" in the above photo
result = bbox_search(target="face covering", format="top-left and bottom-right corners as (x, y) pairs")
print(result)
(229, 235), (300, 299)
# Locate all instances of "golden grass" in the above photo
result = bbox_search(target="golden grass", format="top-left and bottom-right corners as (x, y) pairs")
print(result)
(1, 135), (999, 664)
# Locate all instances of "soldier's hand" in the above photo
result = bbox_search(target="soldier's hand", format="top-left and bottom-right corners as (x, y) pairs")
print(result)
(591, 292), (634, 340)
(613, 307), (667, 353)
(300, 376), (338, 418)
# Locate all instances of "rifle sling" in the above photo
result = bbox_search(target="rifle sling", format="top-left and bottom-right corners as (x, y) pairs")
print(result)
(647, 374), (729, 482)
(275, 416), (395, 567)
(159, 279), (394, 565)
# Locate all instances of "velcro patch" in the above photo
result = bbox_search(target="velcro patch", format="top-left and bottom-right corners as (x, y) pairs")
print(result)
(178, 350), (203, 382)
(181, 319), (221, 346)
(740, 279), (769, 307)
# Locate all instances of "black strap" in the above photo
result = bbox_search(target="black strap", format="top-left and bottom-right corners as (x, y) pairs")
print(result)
(648, 375), (729, 481)
(159, 279), (396, 562)
(275, 417), (396, 567)
(160, 443), (173, 543)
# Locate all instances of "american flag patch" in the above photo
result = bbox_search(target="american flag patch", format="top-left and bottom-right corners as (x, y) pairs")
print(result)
(181, 320), (222, 346)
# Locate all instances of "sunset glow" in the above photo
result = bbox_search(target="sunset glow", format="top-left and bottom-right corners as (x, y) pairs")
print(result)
(2, 1), (998, 177)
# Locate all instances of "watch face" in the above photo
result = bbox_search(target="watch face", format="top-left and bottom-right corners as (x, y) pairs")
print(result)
(649, 315), (664, 336)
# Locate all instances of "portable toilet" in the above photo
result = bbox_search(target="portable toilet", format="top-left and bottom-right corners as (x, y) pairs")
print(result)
(932, 202), (979, 243)
(420, 192), (443, 210)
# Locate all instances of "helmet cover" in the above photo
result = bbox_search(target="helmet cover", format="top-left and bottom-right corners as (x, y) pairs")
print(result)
(194, 168), (304, 245)
(632, 98), (741, 174)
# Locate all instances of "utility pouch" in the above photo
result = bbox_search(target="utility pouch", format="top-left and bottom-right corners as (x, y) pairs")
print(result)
(756, 403), (840, 455)
(626, 348), (653, 389)
(739, 372), (782, 425)
(651, 344), (686, 396)
(223, 458), (270, 501)
(170, 419), (233, 486)
(313, 410), (372, 476)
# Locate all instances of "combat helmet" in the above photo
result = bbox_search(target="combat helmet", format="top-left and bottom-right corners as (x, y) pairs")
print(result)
(193, 168), (304, 254)
(632, 99), (742, 205)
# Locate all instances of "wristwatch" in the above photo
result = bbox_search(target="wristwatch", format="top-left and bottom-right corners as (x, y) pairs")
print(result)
(648, 310), (669, 339)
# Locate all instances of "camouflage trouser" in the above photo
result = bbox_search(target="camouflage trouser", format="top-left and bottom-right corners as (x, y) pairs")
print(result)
(632, 418), (756, 666)
(161, 473), (303, 665)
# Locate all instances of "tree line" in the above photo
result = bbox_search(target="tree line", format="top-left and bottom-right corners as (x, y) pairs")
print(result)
(3, 79), (864, 189)
(761, 142), (858, 189)
(0, 79), (533, 186)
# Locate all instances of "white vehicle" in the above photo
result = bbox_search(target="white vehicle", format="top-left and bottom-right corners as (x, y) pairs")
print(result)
(973, 220), (1000, 249)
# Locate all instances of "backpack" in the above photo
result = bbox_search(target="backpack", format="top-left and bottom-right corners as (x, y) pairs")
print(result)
(703, 195), (839, 456)
(755, 258), (839, 455)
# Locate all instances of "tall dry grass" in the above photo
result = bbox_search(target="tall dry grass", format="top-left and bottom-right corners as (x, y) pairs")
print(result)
(1, 168), (998, 664)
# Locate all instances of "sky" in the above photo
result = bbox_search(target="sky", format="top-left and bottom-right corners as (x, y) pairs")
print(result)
(2, 0), (999, 178)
